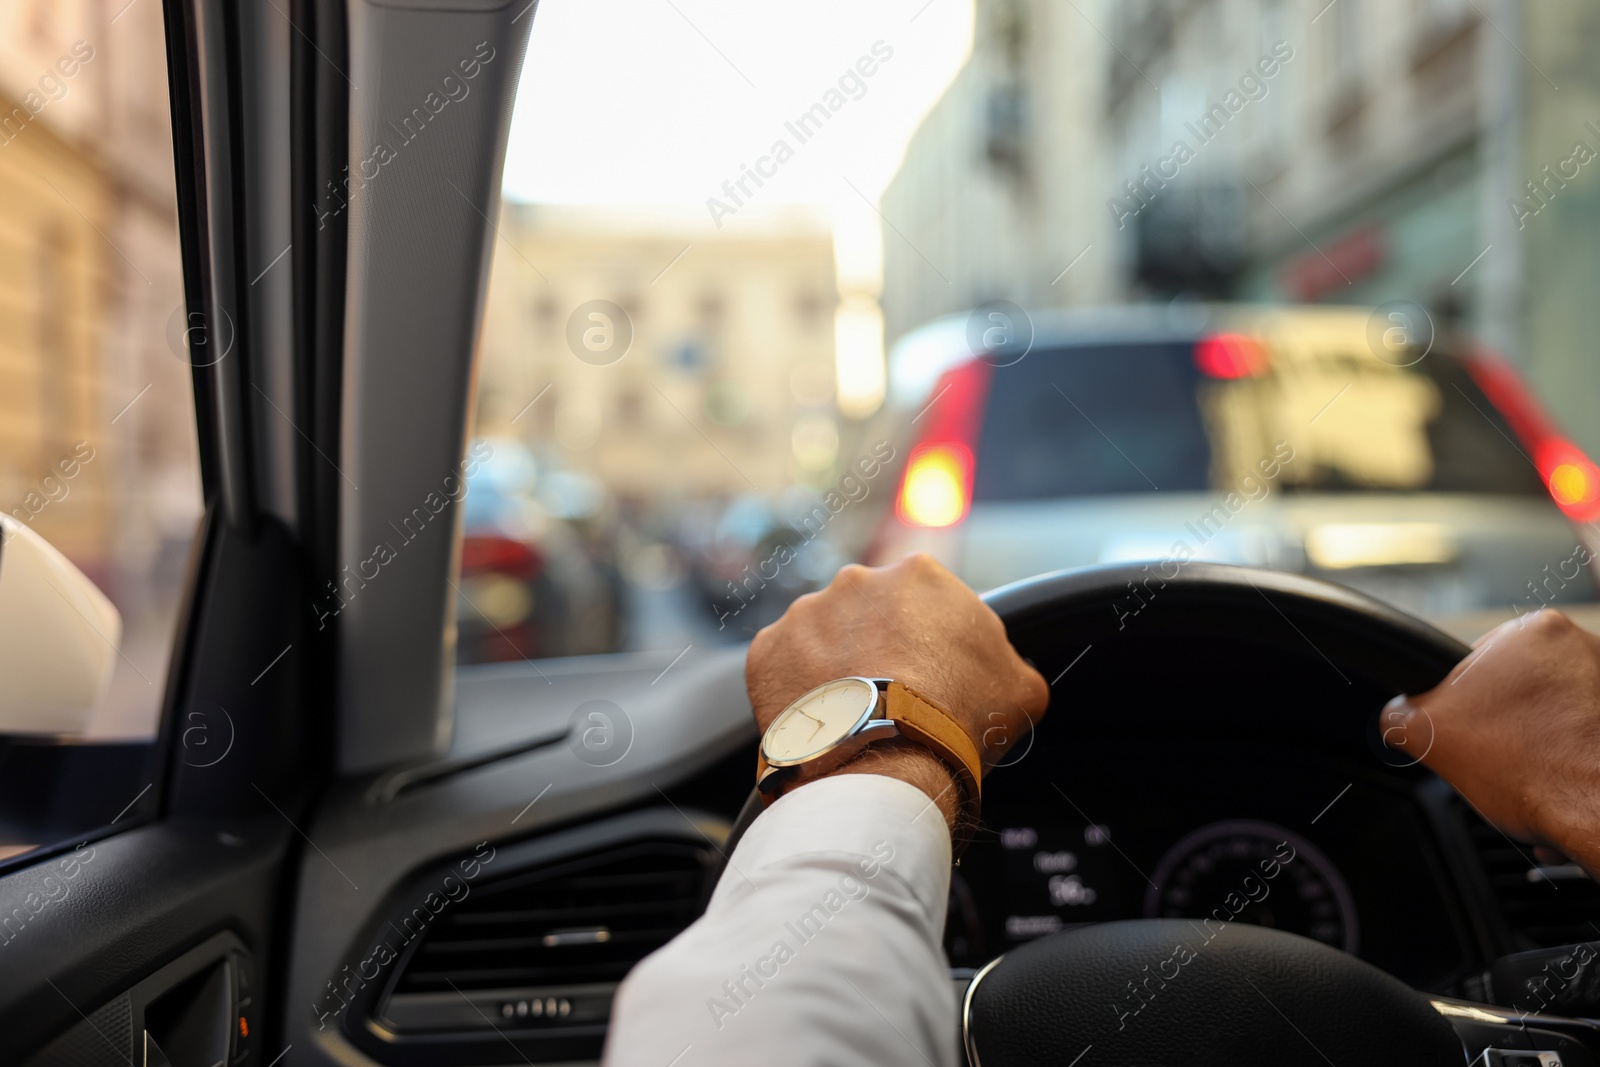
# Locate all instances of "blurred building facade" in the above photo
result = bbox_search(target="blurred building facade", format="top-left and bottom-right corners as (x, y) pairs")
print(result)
(878, 0), (1118, 344)
(476, 205), (843, 502)
(0, 0), (196, 735)
(881, 0), (1600, 456)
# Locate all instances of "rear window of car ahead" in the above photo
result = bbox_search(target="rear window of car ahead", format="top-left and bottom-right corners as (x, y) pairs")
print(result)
(971, 341), (1547, 503)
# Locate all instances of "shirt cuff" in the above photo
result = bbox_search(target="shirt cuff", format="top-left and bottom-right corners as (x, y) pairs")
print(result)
(710, 771), (953, 920)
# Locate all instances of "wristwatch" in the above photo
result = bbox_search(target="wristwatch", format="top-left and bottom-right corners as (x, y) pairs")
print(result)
(756, 677), (982, 854)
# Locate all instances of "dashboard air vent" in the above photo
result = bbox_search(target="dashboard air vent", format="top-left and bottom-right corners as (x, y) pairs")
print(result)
(379, 838), (714, 1034)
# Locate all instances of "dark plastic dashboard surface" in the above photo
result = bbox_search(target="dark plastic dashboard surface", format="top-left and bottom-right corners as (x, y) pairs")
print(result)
(282, 644), (755, 1066)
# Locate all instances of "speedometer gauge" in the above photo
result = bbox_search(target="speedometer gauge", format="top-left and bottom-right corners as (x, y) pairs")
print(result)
(1144, 819), (1358, 953)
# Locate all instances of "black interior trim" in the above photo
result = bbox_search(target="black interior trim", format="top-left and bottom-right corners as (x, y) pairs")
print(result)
(159, 0), (222, 501)
(369, 732), (571, 804)
(280, 0), (347, 868)
(218, 0), (261, 535)
(149, 505), (218, 834)
(290, 0), (349, 652)
(166, 516), (311, 819)
(340, 808), (727, 1066)
(23, 930), (256, 1066)
(164, 0), (259, 530)
(0, 819), (290, 1061)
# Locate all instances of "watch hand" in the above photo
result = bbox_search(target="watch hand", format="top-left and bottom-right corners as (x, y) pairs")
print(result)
(807, 718), (825, 741)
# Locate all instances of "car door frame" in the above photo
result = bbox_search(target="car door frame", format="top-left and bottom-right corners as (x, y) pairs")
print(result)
(0, 0), (338, 1059)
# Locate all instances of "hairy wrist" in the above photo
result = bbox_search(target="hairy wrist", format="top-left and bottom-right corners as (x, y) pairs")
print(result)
(1538, 803), (1600, 879)
(817, 739), (960, 833)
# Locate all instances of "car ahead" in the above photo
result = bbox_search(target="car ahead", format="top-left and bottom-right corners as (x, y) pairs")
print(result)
(869, 306), (1600, 634)
(458, 439), (624, 663)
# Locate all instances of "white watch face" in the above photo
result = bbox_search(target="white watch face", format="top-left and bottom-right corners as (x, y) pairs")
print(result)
(762, 677), (879, 766)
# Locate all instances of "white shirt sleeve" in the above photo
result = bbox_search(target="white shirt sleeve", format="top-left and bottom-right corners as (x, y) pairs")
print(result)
(603, 773), (959, 1067)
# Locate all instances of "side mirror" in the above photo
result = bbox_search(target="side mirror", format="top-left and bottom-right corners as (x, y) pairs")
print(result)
(0, 515), (121, 735)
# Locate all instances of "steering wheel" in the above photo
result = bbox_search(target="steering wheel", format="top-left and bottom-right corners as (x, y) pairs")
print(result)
(965, 561), (1472, 1067)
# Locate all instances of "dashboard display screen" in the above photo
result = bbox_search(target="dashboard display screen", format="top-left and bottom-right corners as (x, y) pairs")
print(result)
(992, 823), (1126, 939)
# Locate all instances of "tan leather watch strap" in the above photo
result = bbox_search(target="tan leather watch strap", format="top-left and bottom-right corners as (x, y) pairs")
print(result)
(755, 680), (983, 858)
(885, 682), (982, 854)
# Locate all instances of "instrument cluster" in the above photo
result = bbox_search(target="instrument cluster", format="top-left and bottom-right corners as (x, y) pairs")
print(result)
(943, 738), (1477, 993)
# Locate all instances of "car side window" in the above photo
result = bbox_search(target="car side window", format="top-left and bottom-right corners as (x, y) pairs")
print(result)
(0, 2), (201, 869)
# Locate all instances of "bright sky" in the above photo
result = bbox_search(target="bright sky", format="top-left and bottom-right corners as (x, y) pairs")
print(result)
(502, 0), (975, 291)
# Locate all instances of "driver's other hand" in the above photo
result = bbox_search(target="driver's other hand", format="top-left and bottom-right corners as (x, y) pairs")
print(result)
(1388, 608), (1600, 875)
(746, 553), (1050, 774)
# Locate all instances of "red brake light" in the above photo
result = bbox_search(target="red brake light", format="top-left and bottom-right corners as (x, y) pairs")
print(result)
(1536, 439), (1600, 523)
(1195, 333), (1269, 379)
(896, 443), (973, 528)
(890, 360), (993, 530)
(1466, 353), (1600, 523)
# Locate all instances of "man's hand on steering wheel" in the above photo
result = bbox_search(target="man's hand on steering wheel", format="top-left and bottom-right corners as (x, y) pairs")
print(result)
(745, 553), (1050, 826)
(1389, 606), (1600, 876)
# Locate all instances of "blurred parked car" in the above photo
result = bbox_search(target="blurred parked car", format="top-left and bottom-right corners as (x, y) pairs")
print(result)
(678, 489), (846, 632)
(457, 439), (625, 663)
(869, 305), (1600, 632)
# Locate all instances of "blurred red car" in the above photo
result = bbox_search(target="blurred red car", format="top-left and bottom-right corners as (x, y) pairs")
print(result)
(457, 439), (624, 663)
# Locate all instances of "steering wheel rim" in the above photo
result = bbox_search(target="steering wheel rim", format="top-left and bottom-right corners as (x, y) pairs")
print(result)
(966, 561), (1475, 1067)
(983, 560), (1470, 694)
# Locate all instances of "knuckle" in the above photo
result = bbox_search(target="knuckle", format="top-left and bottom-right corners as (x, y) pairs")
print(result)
(1528, 607), (1576, 634)
(1022, 671), (1050, 713)
(783, 591), (821, 620)
(748, 625), (775, 657)
(906, 551), (947, 580)
(832, 563), (871, 586)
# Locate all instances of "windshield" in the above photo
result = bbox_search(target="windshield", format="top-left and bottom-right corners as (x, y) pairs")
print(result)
(461, 0), (1600, 663)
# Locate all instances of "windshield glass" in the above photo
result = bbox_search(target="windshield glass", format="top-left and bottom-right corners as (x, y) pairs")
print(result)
(465, 0), (1600, 663)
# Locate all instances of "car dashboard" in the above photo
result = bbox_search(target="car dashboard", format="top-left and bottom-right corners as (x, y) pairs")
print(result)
(289, 635), (1600, 1066)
